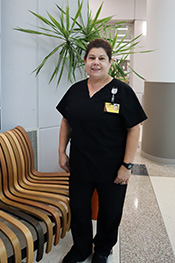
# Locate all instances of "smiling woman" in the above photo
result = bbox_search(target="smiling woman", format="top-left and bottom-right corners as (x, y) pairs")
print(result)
(85, 53), (113, 96)
(84, 39), (113, 97)
(56, 38), (147, 263)
(85, 48), (111, 77)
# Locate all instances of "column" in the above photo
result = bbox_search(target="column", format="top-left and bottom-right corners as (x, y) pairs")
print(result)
(141, 0), (175, 164)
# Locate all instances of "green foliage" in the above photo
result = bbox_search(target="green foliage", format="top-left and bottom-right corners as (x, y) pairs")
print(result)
(14, 1), (151, 87)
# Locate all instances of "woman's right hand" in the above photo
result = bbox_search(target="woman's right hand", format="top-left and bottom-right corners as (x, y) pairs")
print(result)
(59, 152), (70, 173)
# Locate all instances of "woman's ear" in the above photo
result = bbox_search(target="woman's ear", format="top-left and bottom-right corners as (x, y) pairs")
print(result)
(109, 58), (113, 67)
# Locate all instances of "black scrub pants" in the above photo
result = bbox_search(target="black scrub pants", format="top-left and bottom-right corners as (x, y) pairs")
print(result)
(69, 176), (127, 259)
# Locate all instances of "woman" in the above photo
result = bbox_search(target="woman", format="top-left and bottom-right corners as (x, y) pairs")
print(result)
(56, 38), (147, 263)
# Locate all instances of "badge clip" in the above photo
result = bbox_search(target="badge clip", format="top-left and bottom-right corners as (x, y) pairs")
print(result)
(111, 87), (118, 104)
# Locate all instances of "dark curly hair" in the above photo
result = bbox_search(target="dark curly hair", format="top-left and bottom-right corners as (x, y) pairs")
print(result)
(84, 38), (112, 61)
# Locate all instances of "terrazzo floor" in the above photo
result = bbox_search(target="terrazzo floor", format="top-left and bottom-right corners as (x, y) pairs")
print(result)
(32, 145), (175, 263)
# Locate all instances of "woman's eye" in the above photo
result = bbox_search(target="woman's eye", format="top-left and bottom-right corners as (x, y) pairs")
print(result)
(87, 56), (106, 61)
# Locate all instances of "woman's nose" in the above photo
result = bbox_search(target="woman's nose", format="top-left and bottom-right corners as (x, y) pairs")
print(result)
(93, 58), (99, 64)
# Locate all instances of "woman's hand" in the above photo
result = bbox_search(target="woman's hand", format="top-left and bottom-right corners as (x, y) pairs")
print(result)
(58, 117), (71, 173)
(114, 124), (140, 185)
(114, 165), (131, 185)
(59, 152), (70, 173)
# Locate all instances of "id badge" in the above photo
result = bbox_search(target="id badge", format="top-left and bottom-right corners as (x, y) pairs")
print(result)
(104, 102), (120, 114)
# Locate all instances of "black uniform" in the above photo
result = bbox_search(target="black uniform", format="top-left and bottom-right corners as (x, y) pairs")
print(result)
(56, 78), (147, 258)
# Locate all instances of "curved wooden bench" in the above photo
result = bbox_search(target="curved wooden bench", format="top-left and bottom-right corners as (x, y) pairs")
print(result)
(2, 131), (69, 196)
(16, 125), (69, 179)
(0, 135), (61, 245)
(3, 131), (69, 239)
(0, 161), (53, 254)
(12, 128), (71, 231)
(0, 126), (71, 263)
(14, 128), (69, 185)
(0, 125), (71, 262)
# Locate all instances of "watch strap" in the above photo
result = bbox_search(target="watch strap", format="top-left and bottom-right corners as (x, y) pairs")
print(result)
(122, 162), (134, 170)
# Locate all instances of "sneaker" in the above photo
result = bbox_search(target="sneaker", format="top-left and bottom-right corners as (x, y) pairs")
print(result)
(62, 246), (90, 263)
(91, 253), (108, 263)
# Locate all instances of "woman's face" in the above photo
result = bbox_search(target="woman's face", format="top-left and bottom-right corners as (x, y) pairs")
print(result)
(84, 48), (112, 80)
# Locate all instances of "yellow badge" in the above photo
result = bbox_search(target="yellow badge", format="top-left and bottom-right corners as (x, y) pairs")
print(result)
(104, 102), (120, 114)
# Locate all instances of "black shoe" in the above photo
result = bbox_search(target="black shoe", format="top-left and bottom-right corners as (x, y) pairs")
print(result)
(91, 253), (108, 263)
(62, 246), (90, 263)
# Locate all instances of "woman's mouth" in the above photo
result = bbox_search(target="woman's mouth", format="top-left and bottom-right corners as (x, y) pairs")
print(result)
(91, 67), (100, 71)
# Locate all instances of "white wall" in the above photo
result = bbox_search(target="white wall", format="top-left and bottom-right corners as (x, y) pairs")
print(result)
(89, 0), (135, 21)
(1, 0), (38, 131)
(135, 0), (147, 20)
(89, 0), (146, 21)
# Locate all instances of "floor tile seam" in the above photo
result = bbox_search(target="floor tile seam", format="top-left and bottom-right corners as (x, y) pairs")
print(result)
(147, 175), (175, 256)
(142, 160), (175, 176)
(135, 148), (175, 177)
(146, 166), (175, 178)
(133, 161), (175, 177)
(149, 175), (175, 180)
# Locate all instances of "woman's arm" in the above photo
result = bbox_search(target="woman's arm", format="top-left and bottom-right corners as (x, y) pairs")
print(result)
(59, 117), (72, 172)
(114, 124), (140, 184)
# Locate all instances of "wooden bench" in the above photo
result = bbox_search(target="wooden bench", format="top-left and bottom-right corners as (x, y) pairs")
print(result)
(0, 126), (71, 263)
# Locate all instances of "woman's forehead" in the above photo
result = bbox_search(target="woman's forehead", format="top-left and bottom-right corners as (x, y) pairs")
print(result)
(88, 47), (107, 56)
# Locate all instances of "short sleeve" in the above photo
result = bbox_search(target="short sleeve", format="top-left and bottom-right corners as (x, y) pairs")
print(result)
(56, 89), (70, 119)
(120, 85), (147, 128)
(56, 80), (86, 120)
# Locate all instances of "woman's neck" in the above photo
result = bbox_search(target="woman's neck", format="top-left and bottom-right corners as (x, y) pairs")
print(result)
(87, 75), (113, 97)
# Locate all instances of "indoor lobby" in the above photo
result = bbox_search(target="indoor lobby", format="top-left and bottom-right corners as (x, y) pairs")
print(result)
(1, 0), (175, 263)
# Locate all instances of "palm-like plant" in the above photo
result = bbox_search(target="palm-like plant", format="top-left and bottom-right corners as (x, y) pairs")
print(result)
(14, 1), (150, 86)
(108, 32), (149, 81)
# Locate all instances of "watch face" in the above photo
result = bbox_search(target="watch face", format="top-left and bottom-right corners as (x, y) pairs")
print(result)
(123, 162), (134, 169)
(128, 164), (133, 169)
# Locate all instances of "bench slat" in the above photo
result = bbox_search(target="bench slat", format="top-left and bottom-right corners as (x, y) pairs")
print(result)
(0, 237), (8, 263)
(0, 210), (33, 263)
(0, 220), (21, 263)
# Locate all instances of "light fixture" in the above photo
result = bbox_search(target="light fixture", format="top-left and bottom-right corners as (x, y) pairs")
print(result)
(117, 27), (128, 30)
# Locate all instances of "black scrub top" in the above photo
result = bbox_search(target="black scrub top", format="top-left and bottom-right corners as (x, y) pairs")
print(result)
(56, 78), (147, 183)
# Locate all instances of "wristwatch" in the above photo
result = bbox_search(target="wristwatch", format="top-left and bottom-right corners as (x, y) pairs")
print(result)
(122, 162), (134, 170)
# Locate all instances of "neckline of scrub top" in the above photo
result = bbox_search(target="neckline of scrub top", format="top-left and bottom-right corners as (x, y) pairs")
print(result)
(86, 78), (115, 99)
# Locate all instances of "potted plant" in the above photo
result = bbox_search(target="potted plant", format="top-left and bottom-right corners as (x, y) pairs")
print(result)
(14, 1), (150, 87)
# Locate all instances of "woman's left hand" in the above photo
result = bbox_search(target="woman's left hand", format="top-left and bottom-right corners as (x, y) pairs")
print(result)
(114, 165), (131, 185)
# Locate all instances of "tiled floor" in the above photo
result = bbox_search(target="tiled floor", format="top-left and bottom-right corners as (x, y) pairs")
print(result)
(32, 145), (175, 263)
